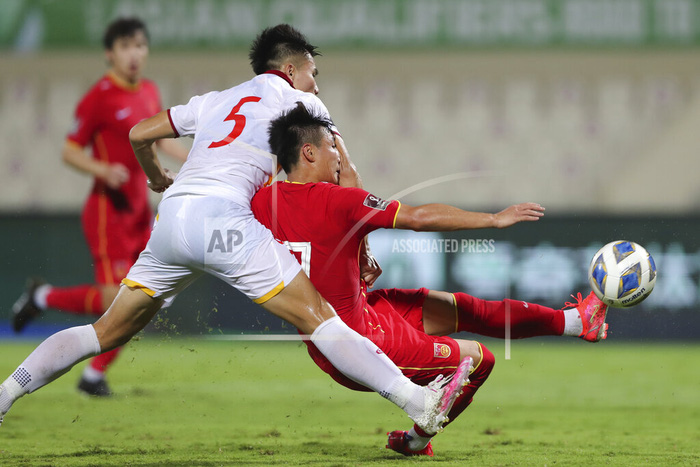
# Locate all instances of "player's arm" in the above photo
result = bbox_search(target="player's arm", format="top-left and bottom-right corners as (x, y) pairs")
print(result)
(155, 138), (189, 163)
(394, 202), (545, 231)
(129, 110), (178, 193)
(62, 140), (129, 189)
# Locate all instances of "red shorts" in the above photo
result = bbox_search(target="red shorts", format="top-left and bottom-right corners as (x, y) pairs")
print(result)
(82, 191), (152, 285)
(308, 288), (461, 391)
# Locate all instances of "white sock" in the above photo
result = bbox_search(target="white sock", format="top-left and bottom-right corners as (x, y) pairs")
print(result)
(81, 365), (104, 383)
(33, 284), (52, 310)
(0, 325), (101, 414)
(406, 426), (432, 451)
(563, 307), (583, 336)
(310, 317), (425, 418)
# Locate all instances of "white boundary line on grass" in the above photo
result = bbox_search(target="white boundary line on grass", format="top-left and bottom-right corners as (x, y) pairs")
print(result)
(204, 334), (304, 341)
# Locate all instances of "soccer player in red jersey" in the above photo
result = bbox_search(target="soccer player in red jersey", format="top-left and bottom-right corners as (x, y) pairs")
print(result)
(251, 104), (609, 456)
(11, 18), (188, 396)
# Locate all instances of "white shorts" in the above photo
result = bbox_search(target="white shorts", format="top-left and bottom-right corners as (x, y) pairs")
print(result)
(123, 194), (301, 306)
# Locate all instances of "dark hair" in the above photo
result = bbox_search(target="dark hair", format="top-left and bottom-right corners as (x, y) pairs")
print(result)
(249, 24), (319, 75)
(103, 17), (149, 49)
(269, 102), (333, 173)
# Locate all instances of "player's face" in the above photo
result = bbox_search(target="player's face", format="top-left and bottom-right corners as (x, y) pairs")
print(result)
(315, 130), (341, 184)
(106, 30), (149, 84)
(292, 54), (319, 95)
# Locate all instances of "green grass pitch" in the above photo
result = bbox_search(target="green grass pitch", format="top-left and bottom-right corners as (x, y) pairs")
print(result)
(1, 338), (698, 466)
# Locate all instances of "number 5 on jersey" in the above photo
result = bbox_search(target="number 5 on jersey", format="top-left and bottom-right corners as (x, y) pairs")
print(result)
(208, 96), (261, 148)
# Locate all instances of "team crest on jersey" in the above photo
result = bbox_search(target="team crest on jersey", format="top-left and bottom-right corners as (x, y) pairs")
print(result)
(433, 343), (451, 358)
(363, 194), (390, 211)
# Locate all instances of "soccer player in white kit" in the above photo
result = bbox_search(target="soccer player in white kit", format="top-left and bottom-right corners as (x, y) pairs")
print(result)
(0, 25), (470, 437)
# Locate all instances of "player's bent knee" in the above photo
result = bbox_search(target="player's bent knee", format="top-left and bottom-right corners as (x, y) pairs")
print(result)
(456, 340), (496, 378)
(456, 339), (481, 362)
(475, 343), (496, 377)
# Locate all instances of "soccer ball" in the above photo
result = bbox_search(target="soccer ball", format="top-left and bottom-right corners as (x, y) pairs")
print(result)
(588, 240), (657, 308)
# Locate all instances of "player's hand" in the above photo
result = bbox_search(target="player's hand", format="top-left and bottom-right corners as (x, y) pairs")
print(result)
(360, 251), (382, 289)
(102, 163), (130, 189)
(494, 202), (545, 228)
(147, 168), (177, 193)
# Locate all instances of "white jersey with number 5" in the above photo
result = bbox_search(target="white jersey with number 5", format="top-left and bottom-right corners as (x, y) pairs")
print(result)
(165, 71), (334, 206)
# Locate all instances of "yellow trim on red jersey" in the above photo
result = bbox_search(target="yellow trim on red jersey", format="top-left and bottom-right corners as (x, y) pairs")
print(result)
(392, 201), (402, 229)
(253, 281), (285, 304)
(121, 278), (157, 297)
(470, 342), (485, 375)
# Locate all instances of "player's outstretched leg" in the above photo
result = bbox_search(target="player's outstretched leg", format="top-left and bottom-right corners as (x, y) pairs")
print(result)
(0, 287), (162, 426)
(423, 290), (565, 339)
(423, 289), (608, 342)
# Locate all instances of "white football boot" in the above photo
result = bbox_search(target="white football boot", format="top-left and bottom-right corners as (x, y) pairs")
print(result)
(410, 356), (472, 434)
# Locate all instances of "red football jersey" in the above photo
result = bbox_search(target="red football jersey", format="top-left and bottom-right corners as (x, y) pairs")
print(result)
(251, 181), (400, 333)
(67, 72), (162, 211)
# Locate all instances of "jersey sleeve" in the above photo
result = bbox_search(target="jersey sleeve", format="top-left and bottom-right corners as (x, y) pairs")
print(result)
(66, 88), (100, 147)
(326, 186), (400, 237)
(168, 92), (214, 137)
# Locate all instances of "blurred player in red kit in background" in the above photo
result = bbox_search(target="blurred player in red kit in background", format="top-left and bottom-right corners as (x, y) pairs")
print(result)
(10, 17), (188, 396)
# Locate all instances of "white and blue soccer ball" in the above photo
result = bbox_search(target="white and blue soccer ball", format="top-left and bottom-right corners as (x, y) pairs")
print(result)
(588, 240), (657, 308)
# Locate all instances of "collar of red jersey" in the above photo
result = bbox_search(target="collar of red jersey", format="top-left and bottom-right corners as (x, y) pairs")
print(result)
(106, 71), (142, 92)
(282, 180), (335, 186)
(264, 70), (294, 88)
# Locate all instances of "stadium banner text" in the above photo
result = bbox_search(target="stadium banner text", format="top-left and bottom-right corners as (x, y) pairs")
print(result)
(4, 0), (700, 52)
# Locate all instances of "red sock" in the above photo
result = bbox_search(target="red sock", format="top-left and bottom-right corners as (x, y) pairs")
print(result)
(444, 343), (495, 427)
(453, 292), (564, 338)
(89, 347), (123, 373)
(45, 285), (103, 316)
